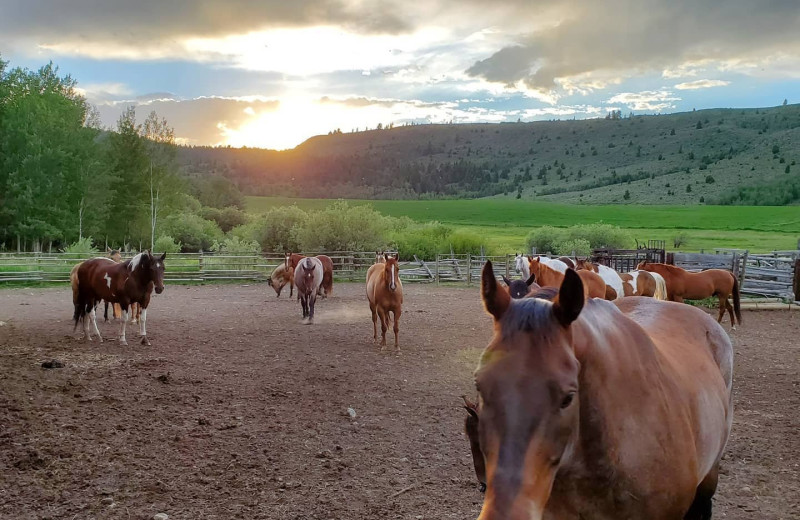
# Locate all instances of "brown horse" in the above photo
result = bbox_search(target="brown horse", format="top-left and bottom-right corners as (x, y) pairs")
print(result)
(466, 261), (733, 520)
(285, 252), (334, 298)
(366, 253), (403, 351)
(529, 256), (607, 299)
(267, 263), (294, 298)
(73, 252), (166, 346)
(637, 261), (741, 327)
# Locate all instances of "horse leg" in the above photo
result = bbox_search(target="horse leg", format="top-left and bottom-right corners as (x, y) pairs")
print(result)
(370, 303), (378, 342)
(90, 306), (103, 342)
(684, 465), (719, 520)
(725, 296), (736, 329)
(119, 306), (129, 346)
(139, 308), (151, 346)
(83, 303), (93, 342)
(307, 293), (316, 324)
(300, 295), (308, 321)
(716, 295), (726, 323)
(104, 301), (110, 322)
(377, 307), (388, 348)
(393, 308), (401, 352)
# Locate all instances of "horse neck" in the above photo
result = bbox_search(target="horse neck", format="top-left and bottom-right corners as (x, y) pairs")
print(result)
(538, 264), (564, 287)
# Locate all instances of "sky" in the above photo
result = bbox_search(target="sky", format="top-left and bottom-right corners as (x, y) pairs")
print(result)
(2, 0), (799, 150)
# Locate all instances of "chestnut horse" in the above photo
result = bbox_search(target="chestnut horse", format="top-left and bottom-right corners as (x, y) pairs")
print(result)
(528, 256), (607, 299)
(285, 252), (334, 297)
(466, 261), (733, 520)
(293, 256), (323, 323)
(574, 258), (625, 300)
(73, 252), (166, 346)
(637, 261), (742, 327)
(366, 253), (403, 351)
(267, 263), (294, 298)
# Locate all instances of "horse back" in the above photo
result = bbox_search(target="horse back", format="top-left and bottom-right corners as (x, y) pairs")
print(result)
(293, 257), (323, 294)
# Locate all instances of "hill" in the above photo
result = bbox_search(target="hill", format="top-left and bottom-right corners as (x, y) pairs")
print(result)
(178, 104), (800, 205)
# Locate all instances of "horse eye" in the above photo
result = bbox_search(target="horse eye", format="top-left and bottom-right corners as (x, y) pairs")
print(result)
(560, 392), (575, 409)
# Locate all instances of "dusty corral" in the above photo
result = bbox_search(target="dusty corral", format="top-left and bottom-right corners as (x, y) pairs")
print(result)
(0, 283), (798, 520)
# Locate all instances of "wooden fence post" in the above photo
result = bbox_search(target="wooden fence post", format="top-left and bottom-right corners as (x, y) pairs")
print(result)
(435, 254), (440, 285)
(739, 250), (749, 287)
(199, 251), (204, 281)
(793, 258), (800, 302)
(505, 254), (511, 278)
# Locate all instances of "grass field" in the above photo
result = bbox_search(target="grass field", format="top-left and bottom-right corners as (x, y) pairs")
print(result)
(246, 196), (800, 253)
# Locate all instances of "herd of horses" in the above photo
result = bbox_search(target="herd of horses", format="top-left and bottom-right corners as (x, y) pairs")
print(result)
(68, 248), (744, 519)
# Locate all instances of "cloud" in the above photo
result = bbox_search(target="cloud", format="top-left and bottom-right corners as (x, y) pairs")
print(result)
(466, 0), (800, 92)
(607, 90), (680, 112)
(93, 95), (280, 145)
(674, 79), (731, 91)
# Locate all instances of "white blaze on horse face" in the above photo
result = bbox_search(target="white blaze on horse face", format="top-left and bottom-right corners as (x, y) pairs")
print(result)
(104, 273), (112, 289)
(390, 264), (397, 290)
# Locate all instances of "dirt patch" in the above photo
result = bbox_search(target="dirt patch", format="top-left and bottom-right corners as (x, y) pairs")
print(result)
(0, 284), (797, 519)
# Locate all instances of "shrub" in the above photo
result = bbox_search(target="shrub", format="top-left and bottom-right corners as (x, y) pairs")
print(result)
(231, 205), (308, 252)
(391, 222), (451, 260)
(448, 230), (483, 256)
(556, 238), (592, 257)
(62, 237), (98, 254)
(201, 206), (249, 233)
(210, 235), (260, 254)
(195, 175), (245, 209)
(160, 213), (224, 252)
(293, 201), (396, 252)
(153, 235), (182, 254)
(565, 223), (633, 250)
(526, 226), (566, 254)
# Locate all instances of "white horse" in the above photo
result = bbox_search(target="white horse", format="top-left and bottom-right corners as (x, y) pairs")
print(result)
(514, 254), (530, 279)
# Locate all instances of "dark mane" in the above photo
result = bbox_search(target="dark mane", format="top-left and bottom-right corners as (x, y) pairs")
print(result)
(528, 286), (558, 301)
(501, 297), (557, 337)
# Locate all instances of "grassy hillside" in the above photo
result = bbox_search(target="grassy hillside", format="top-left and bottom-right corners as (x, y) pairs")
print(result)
(180, 104), (800, 204)
(246, 196), (800, 253)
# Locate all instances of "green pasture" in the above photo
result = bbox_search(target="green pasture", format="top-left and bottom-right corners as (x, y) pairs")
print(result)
(246, 196), (799, 253)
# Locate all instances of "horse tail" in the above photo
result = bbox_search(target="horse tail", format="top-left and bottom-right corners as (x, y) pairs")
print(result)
(732, 274), (742, 325)
(71, 263), (83, 331)
(652, 272), (668, 301)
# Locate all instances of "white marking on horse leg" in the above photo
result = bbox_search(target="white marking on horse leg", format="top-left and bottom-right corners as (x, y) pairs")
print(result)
(120, 309), (129, 346)
(84, 307), (92, 341)
(104, 273), (111, 289)
(90, 308), (103, 342)
(140, 308), (147, 337)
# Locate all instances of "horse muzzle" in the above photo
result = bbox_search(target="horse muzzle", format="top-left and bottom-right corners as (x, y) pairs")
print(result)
(155, 286), (164, 295)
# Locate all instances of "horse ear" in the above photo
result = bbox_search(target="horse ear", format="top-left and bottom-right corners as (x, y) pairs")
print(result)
(553, 268), (584, 327)
(501, 275), (512, 287)
(525, 272), (536, 286)
(160, 252), (166, 261)
(462, 395), (479, 419)
(481, 261), (510, 320)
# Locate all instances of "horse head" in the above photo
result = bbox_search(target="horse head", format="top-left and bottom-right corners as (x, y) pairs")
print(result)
(107, 248), (122, 263)
(636, 260), (648, 270)
(471, 261), (584, 520)
(383, 254), (398, 291)
(574, 258), (596, 272)
(131, 251), (166, 294)
(501, 273), (537, 299)
(285, 252), (292, 270)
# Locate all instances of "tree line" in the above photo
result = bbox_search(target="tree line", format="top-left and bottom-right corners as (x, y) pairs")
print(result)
(0, 56), (243, 252)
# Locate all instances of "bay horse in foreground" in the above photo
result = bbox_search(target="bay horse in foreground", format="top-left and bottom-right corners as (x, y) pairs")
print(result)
(267, 263), (294, 298)
(366, 253), (403, 351)
(637, 261), (741, 327)
(293, 256), (323, 323)
(466, 261), (733, 520)
(286, 252), (334, 297)
(73, 252), (166, 346)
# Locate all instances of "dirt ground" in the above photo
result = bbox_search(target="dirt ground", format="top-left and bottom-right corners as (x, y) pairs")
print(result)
(0, 282), (797, 520)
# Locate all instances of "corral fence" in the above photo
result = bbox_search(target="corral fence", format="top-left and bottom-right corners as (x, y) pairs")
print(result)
(2, 249), (798, 302)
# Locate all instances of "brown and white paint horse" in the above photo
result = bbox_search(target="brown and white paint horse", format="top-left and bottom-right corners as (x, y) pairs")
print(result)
(366, 253), (403, 351)
(466, 261), (733, 520)
(73, 251), (166, 345)
(528, 256), (607, 300)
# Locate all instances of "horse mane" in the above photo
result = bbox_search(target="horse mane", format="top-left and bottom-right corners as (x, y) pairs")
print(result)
(527, 286), (559, 301)
(128, 252), (146, 271)
(496, 297), (557, 342)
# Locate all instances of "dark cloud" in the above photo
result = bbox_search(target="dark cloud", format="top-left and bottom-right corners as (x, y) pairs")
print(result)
(466, 0), (800, 91)
(95, 96), (280, 145)
(0, 0), (409, 47)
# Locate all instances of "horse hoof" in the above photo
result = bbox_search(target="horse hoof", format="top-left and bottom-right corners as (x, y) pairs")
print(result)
(119, 339), (128, 346)
(141, 336), (151, 346)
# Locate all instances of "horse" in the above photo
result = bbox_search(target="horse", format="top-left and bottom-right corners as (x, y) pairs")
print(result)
(620, 270), (669, 300)
(293, 256), (323, 324)
(502, 274), (538, 299)
(574, 258), (625, 300)
(636, 261), (742, 327)
(557, 256), (576, 269)
(528, 255), (570, 273)
(286, 252), (334, 298)
(528, 256), (607, 299)
(465, 261), (733, 520)
(514, 254), (530, 280)
(73, 251), (166, 346)
(267, 263), (294, 298)
(366, 253), (403, 351)
(104, 248), (123, 321)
